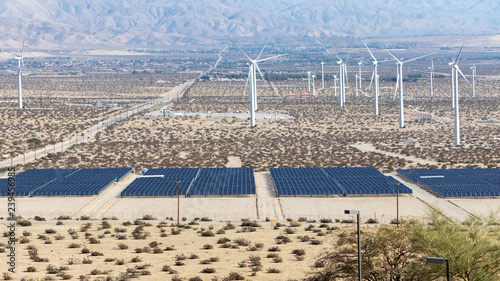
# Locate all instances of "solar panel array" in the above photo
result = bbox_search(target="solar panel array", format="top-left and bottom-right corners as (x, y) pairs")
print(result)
(0, 169), (78, 196)
(270, 168), (344, 196)
(398, 168), (500, 197)
(189, 167), (256, 196)
(121, 168), (199, 197)
(0, 168), (131, 197)
(270, 167), (412, 196)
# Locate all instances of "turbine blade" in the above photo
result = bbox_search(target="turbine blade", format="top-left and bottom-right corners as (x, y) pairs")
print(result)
(386, 51), (400, 63)
(256, 37), (271, 60)
(456, 67), (471, 87)
(455, 44), (464, 64)
(255, 63), (269, 87)
(255, 54), (286, 63)
(225, 35), (253, 63)
(403, 52), (435, 64)
(21, 36), (25, 57)
(393, 68), (399, 100)
(369, 69), (375, 90)
(361, 38), (377, 62)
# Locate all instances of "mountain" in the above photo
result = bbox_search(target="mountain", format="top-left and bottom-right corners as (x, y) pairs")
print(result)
(1, 0), (500, 49)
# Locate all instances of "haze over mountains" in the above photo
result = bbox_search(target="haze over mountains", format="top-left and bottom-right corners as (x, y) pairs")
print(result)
(1, 0), (500, 49)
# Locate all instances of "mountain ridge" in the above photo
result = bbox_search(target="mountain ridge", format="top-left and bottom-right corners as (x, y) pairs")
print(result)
(1, 0), (499, 49)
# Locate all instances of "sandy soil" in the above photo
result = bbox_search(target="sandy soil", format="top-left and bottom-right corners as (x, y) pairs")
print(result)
(0, 219), (341, 280)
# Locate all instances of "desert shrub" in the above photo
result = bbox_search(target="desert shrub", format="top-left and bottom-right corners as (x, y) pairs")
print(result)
(285, 228), (296, 234)
(267, 268), (281, 273)
(234, 238), (251, 246)
(82, 258), (92, 264)
(225, 272), (245, 280)
(27, 266), (37, 272)
(118, 243), (129, 249)
(275, 235), (291, 244)
(201, 267), (216, 273)
(201, 230), (214, 237)
(292, 249), (306, 256)
(217, 237), (231, 244)
(268, 246), (280, 252)
(203, 243), (213, 249)
(68, 243), (81, 248)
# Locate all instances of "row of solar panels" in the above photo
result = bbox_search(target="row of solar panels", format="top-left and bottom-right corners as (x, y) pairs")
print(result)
(3, 168), (499, 198)
(397, 169), (500, 198)
(120, 167), (256, 197)
(0, 168), (132, 196)
(270, 167), (413, 196)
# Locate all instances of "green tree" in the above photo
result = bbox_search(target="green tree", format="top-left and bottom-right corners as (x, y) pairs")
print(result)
(306, 222), (437, 281)
(417, 209), (500, 281)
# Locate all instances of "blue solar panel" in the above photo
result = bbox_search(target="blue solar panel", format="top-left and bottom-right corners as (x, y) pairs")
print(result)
(32, 168), (133, 196)
(121, 168), (199, 197)
(270, 167), (412, 196)
(397, 168), (500, 198)
(0, 169), (79, 196)
(188, 167), (256, 196)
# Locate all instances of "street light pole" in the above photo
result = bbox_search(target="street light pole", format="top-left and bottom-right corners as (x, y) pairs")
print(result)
(426, 257), (450, 281)
(345, 209), (361, 281)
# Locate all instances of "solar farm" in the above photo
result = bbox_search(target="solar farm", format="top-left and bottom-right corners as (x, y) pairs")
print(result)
(3, 167), (500, 199)
(398, 168), (500, 198)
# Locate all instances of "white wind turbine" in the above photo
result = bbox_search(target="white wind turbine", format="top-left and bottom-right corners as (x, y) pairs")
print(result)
(448, 45), (470, 145)
(362, 39), (382, 115)
(15, 38), (25, 109)
(227, 37), (285, 128)
(470, 65), (476, 97)
(429, 60), (434, 97)
(387, 51), (434, 128)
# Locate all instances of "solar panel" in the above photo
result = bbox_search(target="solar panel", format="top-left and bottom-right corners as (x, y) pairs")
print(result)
(270, 167), (412, 196)
(397, 168), (500, 198)
(0, 169), (79, 196)
(121, 168), (199, 197)
(188, 167), (256, 196)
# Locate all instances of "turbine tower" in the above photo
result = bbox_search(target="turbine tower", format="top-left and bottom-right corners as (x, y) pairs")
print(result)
(312, 75), (316, 97)
(357, 60), (363, 96)
(227, 37), (285, 128)
(333, 75), (337, 97)
(307, 71), (311, 92)
(15, 38), (25, 109)
(362, 39), (381, 115)
(337, 57), (345, 108)
(470, 65), (476, 97)
(321, 62), (325, 88)
(448, 45), (470, 145)
(387, 51), (433, 128)
(429, 60), (434, 97)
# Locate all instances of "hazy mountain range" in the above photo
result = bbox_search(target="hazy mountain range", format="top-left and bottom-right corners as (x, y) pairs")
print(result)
(1, 0), (499, 49)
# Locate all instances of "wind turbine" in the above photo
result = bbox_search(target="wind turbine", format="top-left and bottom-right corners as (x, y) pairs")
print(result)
(321, 62), (325, 88)
(448, 45), (470, 145)
(226, 36), (285, 128)
(470, 65), (476, 97)
(429, 60), (434, 97)
(362, 39), (382, 115)
(387, 51), (434, 128)
(15, 38), (25, 109)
